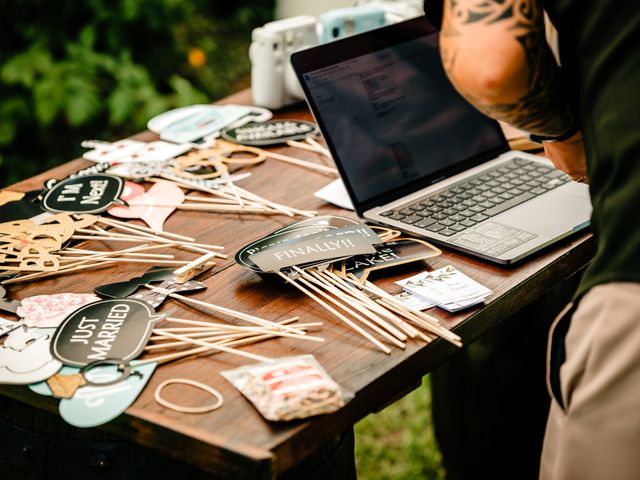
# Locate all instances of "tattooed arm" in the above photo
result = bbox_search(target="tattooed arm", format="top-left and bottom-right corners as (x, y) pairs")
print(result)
(439, 0), (587, 180)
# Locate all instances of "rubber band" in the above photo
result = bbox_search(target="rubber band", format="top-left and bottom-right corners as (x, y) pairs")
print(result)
(154, 378), (224, 414)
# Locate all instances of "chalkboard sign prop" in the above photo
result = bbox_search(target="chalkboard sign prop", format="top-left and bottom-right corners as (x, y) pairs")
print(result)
(249, 231), (376, 272)
(221, 120), (319, 146)
(51, 298), (165, 367)
(42, 174), (125, 214)
(343, 238), (442, 282)
(235, 215), (371, 272)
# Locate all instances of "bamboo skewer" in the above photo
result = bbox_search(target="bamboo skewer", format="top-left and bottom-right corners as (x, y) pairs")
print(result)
(293, 271), (406, 349)
(152, 330), (274, 363)
(299, 268), (407, 342)
(143, 285), (308, 336)
(141, 318), (301, 365)
(265, 150), (338, 175)
(275, 270), (391, 354)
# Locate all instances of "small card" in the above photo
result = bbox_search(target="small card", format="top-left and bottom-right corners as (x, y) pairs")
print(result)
(249, 231), (376, 272)
(392, 291), (435, 311)
(397, 265), (492, 313)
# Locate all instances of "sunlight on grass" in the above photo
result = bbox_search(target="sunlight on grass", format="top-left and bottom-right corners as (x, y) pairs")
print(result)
(355, 376), (445, 480)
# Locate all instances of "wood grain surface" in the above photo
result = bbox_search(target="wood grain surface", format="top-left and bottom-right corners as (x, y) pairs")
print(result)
(0, 90), (595, 478)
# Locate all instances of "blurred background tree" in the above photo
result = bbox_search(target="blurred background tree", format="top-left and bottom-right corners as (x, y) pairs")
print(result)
(0, 0), (275, 187)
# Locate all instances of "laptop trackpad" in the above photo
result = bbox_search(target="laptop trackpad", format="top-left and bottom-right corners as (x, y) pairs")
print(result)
(494, 188), (590, 237)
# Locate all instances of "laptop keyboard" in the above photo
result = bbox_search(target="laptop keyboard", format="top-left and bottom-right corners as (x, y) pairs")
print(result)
(380, 157), (573, 237)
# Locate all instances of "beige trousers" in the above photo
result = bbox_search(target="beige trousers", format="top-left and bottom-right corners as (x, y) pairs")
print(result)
(540, 283), (640, 480)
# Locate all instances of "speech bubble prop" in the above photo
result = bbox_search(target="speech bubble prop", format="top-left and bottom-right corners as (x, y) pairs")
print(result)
(41, 174), (125, 214)
(51, 299), (165, 367)
(221, 119), (319, 146)
(343, 238), (442, 282)
(0, 325), (62, 384)
(57, 361), (156, 428)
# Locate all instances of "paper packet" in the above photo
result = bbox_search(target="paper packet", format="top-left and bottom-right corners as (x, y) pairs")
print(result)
(221, 355), (353, 421)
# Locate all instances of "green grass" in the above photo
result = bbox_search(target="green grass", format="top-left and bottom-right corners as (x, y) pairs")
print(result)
(355, 376), (445, 480)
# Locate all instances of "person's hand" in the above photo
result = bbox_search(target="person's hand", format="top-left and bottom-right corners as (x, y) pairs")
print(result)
(543, 131), (589, 183)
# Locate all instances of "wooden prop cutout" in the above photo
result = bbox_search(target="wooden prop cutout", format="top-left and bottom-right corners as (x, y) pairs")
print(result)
(50, 298), (166, 367)
(16, 293), (100, 328)
(0, 322), (62, 385)
(95, 268), (177, 299)
(221, 119), (319, 146)
(0, 213), (98, 273)
(107, 180), (185, 232)
(342, 238), (442, 282)
(0, 190), (45, 223)
(171, 142), (267, 180)
(41, 174), (125, 214)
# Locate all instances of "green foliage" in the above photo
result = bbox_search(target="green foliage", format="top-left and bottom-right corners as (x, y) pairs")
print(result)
(355, 377), (446, 480)
(0, 0), (274, 187)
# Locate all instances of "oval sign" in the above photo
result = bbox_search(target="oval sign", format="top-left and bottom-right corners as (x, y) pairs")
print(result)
(42, 174), (124, 214)
(221, 120), (319, 146)
(50, 298), (164, 367)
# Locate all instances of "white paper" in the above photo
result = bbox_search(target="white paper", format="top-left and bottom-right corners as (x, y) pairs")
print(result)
(392, 291), (435, 311)
(396, 265), (492, 313)
(314, 179), (354, 211)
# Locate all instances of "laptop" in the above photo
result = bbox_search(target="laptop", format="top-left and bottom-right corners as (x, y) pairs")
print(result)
(291, 16), (591, 264)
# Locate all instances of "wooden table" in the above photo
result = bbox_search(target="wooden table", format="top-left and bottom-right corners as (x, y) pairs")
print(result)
(0, 90), (595, 478)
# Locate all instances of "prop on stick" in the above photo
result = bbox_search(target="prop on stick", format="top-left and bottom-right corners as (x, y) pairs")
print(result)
(0, 320), (62, 384)
(40, 174), (126, 214)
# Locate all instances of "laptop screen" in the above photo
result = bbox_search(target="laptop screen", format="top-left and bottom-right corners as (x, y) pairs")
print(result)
(295, 19), (508, 211)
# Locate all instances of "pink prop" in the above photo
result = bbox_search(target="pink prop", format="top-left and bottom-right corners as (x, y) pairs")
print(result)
(16, 293), (101, 328)
(108, 181), (185, 232)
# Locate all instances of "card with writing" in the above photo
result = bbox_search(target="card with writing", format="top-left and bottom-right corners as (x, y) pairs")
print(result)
(397, 265), (492, 312)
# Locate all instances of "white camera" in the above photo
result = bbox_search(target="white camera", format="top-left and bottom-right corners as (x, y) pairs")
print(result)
(249, 15), (317, 110)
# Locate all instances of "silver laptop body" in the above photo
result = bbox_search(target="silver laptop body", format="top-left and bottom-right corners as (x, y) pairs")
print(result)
(292, 16), (591, 264)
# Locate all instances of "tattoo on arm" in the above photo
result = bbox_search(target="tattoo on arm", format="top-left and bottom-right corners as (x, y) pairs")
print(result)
(441, 0), (574, 136)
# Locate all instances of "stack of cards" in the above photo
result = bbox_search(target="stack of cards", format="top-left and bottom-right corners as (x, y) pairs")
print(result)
(396, 265), (492, 313)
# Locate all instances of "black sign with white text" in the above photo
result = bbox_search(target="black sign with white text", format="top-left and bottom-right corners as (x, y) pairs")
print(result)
(221, 120), (319, 146)
(42, 174), (124, 214)
(51, 298), (164, 366)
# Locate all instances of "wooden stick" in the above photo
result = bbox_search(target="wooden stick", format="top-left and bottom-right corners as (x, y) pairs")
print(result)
(152, 330), (274, 363)
(99, 216), (196, 242)
(300, 268), (407, 342)
(294, 272), (405, 349)
(59, 256), (192, 266)
(143, 317), (304, 364)
(320, 270), (424, 340)
(154, 324), (324, 343)
(265, 150), (338, 175)
(275, 270), (391, 354)
(144, 285), (308, 336)
(96, 218), (225, 252)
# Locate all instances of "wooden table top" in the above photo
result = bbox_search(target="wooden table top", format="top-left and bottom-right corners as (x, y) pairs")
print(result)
(0, 90), (595, 478)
